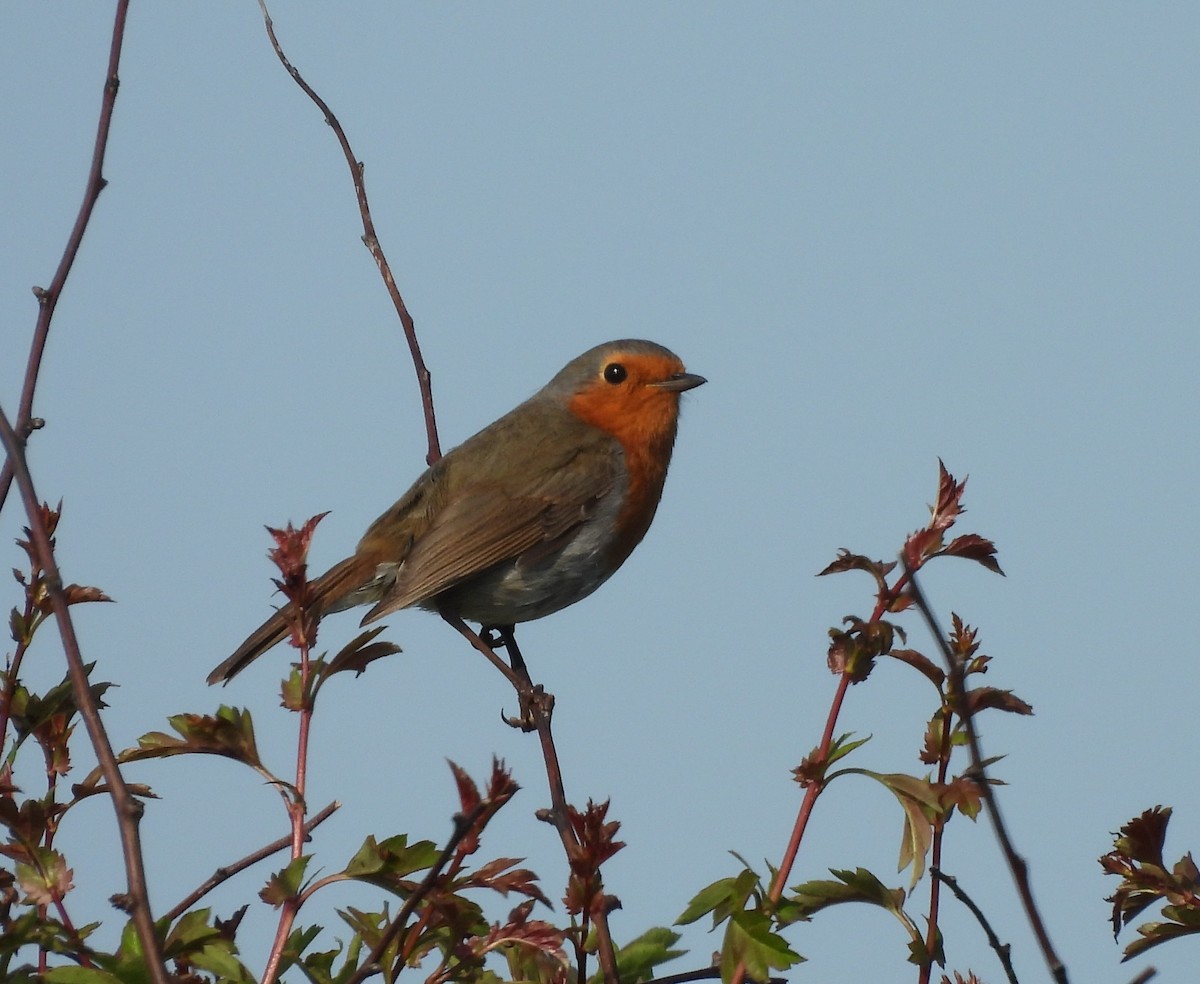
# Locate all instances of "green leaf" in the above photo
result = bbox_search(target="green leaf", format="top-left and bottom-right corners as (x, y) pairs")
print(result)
(276, 923), (325, 979)
(43, 970), (124, 984)
(261, 856), (311, 906)
(720, 910), (803, 984)
(605, 927), (686, 984)
(162, 907), (221, 956)
(188, 942), (257, 983)
(1122, 915), (1200, 961)
(836, 770), (948, 884)
(117, 706), (265, 771)
(790, 867), (906, 920)
(676, 866), (759, 928)
(342, 834), (441, 886)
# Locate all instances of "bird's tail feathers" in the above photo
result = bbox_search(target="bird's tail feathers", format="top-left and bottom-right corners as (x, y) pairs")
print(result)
(207, 554), (378, 685)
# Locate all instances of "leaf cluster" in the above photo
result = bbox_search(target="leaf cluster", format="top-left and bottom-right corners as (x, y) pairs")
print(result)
(1102, 805), (1200, 960)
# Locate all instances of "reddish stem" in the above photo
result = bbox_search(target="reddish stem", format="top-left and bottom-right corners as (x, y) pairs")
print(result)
(917, 710), (955, 984)
(766, 671), (852, 905)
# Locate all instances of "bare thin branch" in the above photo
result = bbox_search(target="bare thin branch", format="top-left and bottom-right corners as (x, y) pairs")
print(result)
(254, 0), (441, 465)
(0, 401), (168, 984)
(0, 0), (130, 517)
(906, 563), (1068, 984)
(442, 619), (622, 984)
(163, 800), (339, 923)
(931, 867), (1019, 984)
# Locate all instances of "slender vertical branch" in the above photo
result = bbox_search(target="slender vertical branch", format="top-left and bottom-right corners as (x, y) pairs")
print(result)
(0, 0), (130, 518)
(254, 0), (441, 465)
(0, 403), (169, 984)
(442, 617), (622, 984)
(917, 710), (955, 984)
(766, 672), (851, 906)
(905, 563), (1068, 984)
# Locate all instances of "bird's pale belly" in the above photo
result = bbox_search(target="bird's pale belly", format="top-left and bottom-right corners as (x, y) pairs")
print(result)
(426, 490), (625, 625)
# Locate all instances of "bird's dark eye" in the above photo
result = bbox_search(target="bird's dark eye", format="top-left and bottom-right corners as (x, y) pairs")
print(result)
(603, 362), (627, 384)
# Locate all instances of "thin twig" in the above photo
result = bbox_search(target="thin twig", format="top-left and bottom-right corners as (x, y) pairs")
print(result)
(343, 803), (487, 984)
(162, 800), (339, 923)
(1125, 967), (1157, 984)
(0, 0), (130, 518)
(930, 867), (1019, 984)
(442, 618), (622, 984)
(766, 671), (851, 906)
(254, 0), (441, 465)
(905, 563), (1068, 984)
(918, 708), (957, 984)
(0, 403), (169, 984)
(645, 971), (785, 984)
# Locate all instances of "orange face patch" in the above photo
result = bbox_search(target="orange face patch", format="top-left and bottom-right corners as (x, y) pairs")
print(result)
(567, 351), (688, 560)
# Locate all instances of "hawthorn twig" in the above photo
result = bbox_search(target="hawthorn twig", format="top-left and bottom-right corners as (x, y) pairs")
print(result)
(919, 705), (957, 984)
(906, 564), (1068, 984)
(0, 403), (168, 984)
(930, 867), (1018, 984)
(0, 0), (130, 518)
(442, 617), (622, 984)
(254, 0), (441, 466)
(343, 802), (488, 984)
(163, 800), (339, 923)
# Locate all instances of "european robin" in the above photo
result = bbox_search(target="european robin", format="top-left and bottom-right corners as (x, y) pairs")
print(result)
(208, 339), (705, 684)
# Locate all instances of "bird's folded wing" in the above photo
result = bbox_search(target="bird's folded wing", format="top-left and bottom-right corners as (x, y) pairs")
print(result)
(362, 446), (618, 621)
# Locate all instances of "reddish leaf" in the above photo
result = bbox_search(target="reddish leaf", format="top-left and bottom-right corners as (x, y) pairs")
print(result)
(889, 648), (944, 689)
(471, 899), (568, 966)
(827, 617), (898, 682)
(903, 527), (944, 570)
(322, 627), (401, 679)
(485, 756), (520, 806)
(1114, 806), (1171, 867)
(449, 760), (482, 816)
(567, 800), (625, 873)
(817, 550), (896, 582)
(266, 513), (328, 582)
(939, 534), (1004, 575)
(464, 857), (551, 907)
(59, 584), (115, 607)
(929, 460), (967, 534)
(965, 687), (1033, 717)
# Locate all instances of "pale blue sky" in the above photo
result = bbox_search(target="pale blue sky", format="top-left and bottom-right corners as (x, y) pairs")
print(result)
(3, 5), (1199, 982)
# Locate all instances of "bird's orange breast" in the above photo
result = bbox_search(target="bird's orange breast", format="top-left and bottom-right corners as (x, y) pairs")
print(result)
(567, 353), (684, 564)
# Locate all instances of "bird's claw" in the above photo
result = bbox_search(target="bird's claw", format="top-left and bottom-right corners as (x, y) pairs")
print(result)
(501, 684), (553, 732)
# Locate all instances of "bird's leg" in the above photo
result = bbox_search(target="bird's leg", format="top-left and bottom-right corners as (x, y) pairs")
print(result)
(482, 624), (552, 732)
(484, 624), (530, 680)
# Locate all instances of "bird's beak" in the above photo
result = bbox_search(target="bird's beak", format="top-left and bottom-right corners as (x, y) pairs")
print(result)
(654, 372), (707, 393)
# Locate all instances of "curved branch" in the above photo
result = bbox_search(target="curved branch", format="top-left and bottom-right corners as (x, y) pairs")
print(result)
(0, 0), (130, 517)
(930, 867), (1019, 984)
(255, 0), (441, 465)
